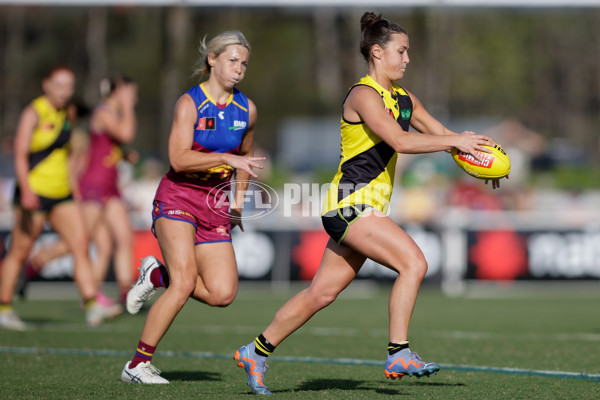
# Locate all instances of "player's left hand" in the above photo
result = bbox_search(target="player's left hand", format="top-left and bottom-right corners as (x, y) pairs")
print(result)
(230, 208), (244, 232)
(486, 174), (509, 190)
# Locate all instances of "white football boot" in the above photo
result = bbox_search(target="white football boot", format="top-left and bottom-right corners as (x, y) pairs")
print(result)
(126, 256), (163, 315)
(86, 301), (123, 328)
(121, 361), (169, 384)
(0, 310), (27, 331)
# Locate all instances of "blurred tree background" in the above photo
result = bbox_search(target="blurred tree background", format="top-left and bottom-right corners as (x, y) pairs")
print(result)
(1, 5), (599, 185)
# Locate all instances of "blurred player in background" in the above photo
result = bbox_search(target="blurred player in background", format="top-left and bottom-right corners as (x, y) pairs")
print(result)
(0, 66), (118, 330)
(120, 31), (263, 384)
(234, 12), (502, 394)
(23, 76), (138, 312)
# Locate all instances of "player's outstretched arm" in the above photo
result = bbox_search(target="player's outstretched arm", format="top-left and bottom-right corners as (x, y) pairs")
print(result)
(349, 86), (491, 157)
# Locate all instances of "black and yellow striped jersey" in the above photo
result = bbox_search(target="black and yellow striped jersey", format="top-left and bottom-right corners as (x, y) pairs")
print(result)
(27, 96), (72, 198)
(322, 75), (413, 215)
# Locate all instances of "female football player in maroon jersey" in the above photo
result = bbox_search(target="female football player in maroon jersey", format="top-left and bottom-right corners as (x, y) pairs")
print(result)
(121, 31), (263, 384)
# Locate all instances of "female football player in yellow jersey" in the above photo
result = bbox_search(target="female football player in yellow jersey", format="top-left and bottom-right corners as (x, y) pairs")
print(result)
(0, 66), (119, 331)
(234, 12), (502, 394)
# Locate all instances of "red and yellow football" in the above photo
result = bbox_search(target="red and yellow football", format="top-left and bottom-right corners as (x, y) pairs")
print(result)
(451, 142), (510, 180)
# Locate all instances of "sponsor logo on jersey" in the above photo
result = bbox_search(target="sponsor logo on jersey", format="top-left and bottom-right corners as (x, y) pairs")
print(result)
(400, 109), (411, 120)
(218, 111), (225, 120)
(166, 209), (195, 219)
(197, 117), (216, 130)
(216, 225), (231, 236)
(229, 120), (247, 130)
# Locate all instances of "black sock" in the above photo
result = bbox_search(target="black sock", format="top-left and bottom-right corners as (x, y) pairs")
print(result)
(388, 341), (409, 355)
(254, 334), (276, 357)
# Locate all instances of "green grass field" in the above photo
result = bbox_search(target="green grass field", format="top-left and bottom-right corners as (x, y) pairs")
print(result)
(1, 283), (599, 399)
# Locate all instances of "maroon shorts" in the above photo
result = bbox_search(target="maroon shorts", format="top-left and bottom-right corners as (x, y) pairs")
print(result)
(79, 178), (120, 205)
(151, 200), (231, 244)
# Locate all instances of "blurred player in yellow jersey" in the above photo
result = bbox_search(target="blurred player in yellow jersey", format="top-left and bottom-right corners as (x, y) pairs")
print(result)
(0, 66), (120, 330)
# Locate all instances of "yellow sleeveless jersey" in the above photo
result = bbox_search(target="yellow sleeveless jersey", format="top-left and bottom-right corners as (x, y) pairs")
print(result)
(322, 75), (413, 215)
(27, 96), (72, 198)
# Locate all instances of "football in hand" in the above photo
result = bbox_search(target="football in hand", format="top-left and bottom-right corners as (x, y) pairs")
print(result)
(451, 142), (510, 180)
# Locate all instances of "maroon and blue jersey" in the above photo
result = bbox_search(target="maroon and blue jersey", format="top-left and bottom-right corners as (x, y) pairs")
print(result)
(154, 83), (250, 227)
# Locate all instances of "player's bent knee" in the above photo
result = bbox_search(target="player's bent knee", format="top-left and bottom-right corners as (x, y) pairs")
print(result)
(307, 290), (338, 311)
(205, 287), (237, 307)
(395, 254), (428, 281)
(208, 296), (235, 308)
(410, 257), (428, 281)
(170, 278), (197, 301)
(417, 260), (428, 280)
(317, 295), (337, 310)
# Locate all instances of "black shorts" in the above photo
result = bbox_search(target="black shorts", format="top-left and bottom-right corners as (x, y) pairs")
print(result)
(321, 204), (373, 245)
(13, 186), (74, 213)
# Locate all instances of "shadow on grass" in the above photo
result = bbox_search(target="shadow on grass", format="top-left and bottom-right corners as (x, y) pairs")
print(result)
(405, 381), (466, 387)
(26, 318), (71, 325)
(161, 370), (222, 382)
(288, 379), (406, 395)
(280, 378), (466, 395)
(294, 379), (368, 391)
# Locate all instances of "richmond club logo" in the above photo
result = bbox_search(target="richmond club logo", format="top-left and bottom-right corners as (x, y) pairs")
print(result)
(206, 180), (279, 221)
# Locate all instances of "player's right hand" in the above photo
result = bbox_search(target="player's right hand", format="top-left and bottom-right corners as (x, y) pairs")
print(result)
(454, 131), (493, 162)
(225, 155), (265, 178)
(20, 187), (40, 211)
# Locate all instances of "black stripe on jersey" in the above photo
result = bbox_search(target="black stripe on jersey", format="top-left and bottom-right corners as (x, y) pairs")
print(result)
(337, 140), (395, 202)
(28, 124), (71, 170)
(391, 90), (412, 131)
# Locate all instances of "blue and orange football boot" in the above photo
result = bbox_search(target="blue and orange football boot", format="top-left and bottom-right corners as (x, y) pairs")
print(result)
(384, 348), (440, 379)
(234, 342), (272, 395)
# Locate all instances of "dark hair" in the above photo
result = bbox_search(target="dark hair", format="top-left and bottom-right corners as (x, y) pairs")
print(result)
(99, 75), (133, 98)
(359, 12), (407, 63)
(45, 65), (74, 79)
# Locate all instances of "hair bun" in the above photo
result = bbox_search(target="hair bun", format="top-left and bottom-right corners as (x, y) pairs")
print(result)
(360, 12), (381, 31)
